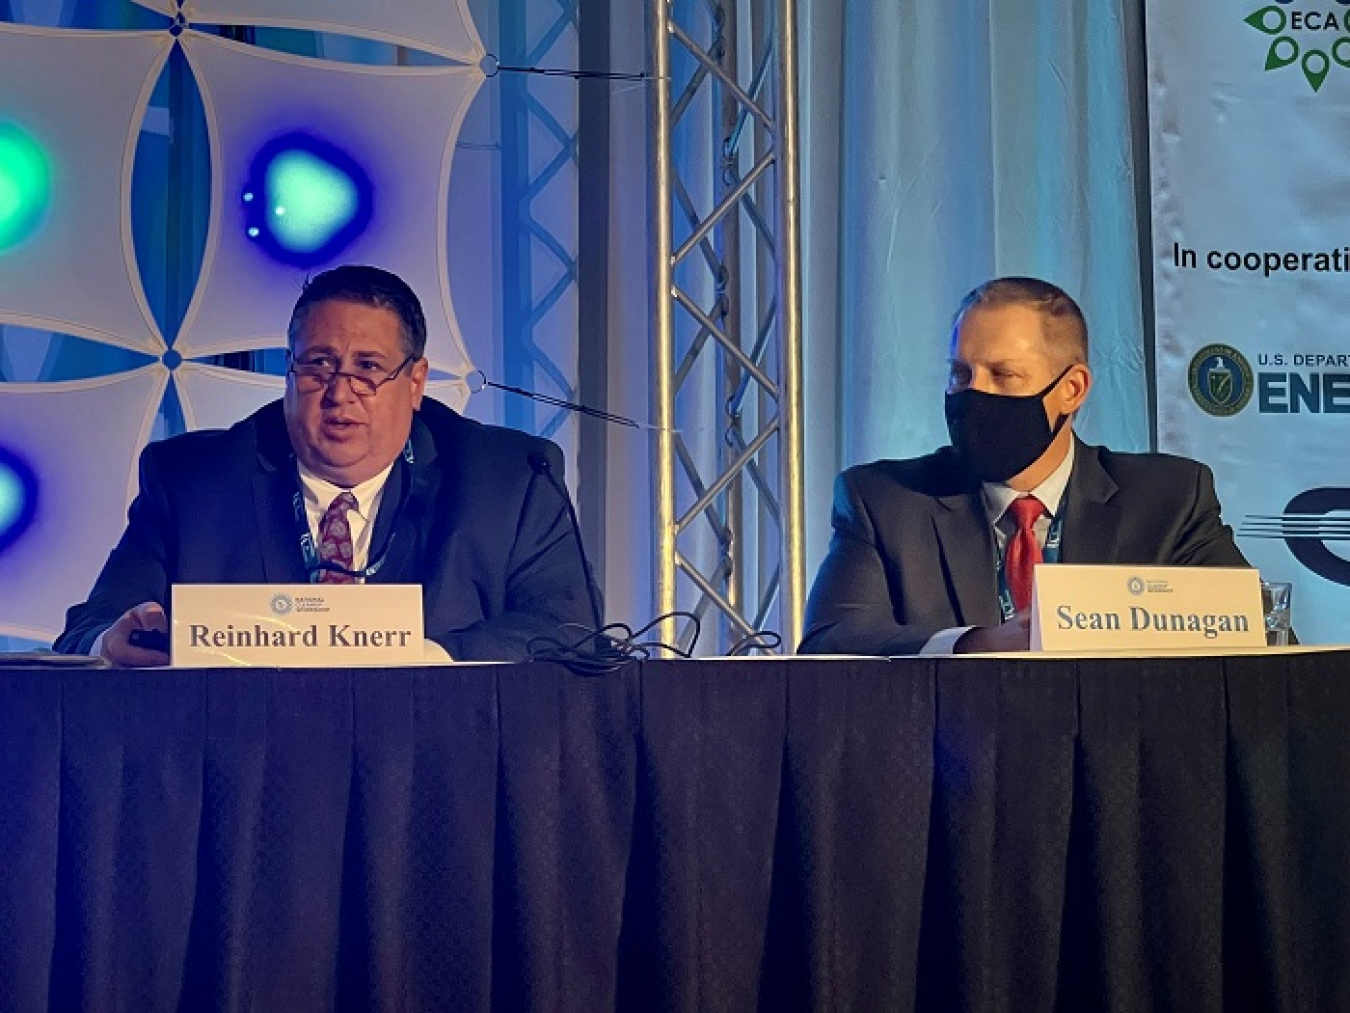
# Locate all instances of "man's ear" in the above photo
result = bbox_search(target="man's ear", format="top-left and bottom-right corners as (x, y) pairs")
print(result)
(1062, 363), (1092, 412)
(410, 357), (430, 408)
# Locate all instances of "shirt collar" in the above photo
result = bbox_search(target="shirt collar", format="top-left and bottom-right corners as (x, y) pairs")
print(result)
(981, 437), (1076, 526)
(295, 459), (396, 521)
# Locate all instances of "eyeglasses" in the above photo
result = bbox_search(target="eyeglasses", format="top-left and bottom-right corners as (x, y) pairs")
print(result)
(287, 353), (416, 398)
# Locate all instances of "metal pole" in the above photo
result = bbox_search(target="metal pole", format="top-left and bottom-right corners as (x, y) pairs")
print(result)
(652, 0), (805, 654)
(774, 0), (806, 649)
(720, 0), (745, 638)
(651, 0), (678, 647)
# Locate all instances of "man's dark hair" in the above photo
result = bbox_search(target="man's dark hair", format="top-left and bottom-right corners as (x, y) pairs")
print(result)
(952, 276), (1089, 366)
(287, 264), (428, 359)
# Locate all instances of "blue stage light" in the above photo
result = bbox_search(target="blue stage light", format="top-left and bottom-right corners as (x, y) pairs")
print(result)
(0, 445), (38, 555)
(240, 132), (373, 268)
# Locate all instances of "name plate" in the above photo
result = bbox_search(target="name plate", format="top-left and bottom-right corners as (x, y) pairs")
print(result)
(1029, 565), (1264, 652)
(171, 584), (423, 667)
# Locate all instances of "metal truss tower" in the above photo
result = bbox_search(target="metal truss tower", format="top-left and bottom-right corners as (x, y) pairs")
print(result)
(651, 0), (805, 654)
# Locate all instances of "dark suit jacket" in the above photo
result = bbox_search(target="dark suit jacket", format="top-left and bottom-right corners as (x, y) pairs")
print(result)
(55, 398), (598, 661)
(799, 437), (1250, 656)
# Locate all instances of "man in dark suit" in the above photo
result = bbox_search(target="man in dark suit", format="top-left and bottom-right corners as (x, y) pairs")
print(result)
(800, 276), (1249, 656)
(56, 265), (598, 664)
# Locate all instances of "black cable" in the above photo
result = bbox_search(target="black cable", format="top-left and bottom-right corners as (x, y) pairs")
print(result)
(727, 630), (782, 656)
(489, 62), (649, 82)
(527, 452), (605, 631)
(486, 377), (641, 429)
(527, 611), (703, 675)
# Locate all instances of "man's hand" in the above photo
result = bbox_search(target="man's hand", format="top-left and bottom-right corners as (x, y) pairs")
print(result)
(97, 602), (170, 668)
(954, 610), (1032, 654)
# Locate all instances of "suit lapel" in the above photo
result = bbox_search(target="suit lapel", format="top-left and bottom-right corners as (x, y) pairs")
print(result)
(251, 409), (310, 583)
(1059, 438), (1122, 563)
(367, 415), (442, 584)
(933, 490), (1002, 627)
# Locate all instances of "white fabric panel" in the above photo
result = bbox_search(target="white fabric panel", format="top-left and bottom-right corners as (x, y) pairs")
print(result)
(442, 118), (500, 421)
(131, 0), (484, 64)
(175, 362), (284, 431)
(0, 365), (168, 642)
(1148, 0), (1350, 643)
(0, 26), (169, 353)
(174, 31), (482, 383)
(425, 379), (469, 413)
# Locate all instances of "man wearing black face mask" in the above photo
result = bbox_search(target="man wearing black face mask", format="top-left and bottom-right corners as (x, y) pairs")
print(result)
(799, 276), (1249, 656)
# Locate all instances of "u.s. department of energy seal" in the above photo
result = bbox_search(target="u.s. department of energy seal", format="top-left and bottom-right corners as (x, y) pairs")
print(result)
(1188, 344), (1254, 417)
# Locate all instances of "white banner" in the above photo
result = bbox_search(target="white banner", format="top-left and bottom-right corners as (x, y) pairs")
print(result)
(1147, 0), (1350, 643)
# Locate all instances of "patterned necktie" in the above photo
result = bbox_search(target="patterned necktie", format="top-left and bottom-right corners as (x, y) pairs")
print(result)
(1004, 495), (1045, 612)
(318, 491), (358, 584)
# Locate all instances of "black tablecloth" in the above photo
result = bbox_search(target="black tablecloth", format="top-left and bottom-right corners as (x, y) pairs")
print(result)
(0, 653), (1346, 1011)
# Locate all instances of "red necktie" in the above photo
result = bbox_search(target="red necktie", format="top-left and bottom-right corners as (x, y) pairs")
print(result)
(318, 492), (358, 584)
(1004, 496), (1044, 612)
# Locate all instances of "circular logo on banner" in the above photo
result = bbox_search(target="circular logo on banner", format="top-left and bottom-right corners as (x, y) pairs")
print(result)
(1127, 576), (1146, 596)
(270, 593), (294, 615)
(1188, 344), (1254, 417)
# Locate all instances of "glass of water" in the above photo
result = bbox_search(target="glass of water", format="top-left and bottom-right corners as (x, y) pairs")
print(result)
(1261, 580), (1293, 647)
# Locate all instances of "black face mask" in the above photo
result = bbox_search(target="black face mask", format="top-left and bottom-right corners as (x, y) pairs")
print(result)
(944, 365), (1074, 483)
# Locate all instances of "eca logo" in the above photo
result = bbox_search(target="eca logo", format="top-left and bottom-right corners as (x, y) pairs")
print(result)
(1246, 2), (1350, 92)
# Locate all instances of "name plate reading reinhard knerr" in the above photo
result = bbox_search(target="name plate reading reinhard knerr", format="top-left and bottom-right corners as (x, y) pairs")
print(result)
(171, 584), (424, 667)
(1029, 565), (1264, 652)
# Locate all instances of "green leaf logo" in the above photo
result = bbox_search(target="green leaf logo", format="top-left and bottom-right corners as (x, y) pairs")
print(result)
(1247, 4), (1346, 91)
(1265, 36), (1299, 70)
(1304, 50), (1330, 91)
(1245, 6), (1286, 35)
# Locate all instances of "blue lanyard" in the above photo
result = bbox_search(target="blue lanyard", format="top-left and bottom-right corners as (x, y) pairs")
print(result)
(293, 488), (322, 583)
(996, 509), (1063, 621)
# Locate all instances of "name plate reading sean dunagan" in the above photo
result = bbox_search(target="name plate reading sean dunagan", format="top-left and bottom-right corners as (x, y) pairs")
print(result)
(1029, 565), (1264, 652)
(171, 584), (424, 667)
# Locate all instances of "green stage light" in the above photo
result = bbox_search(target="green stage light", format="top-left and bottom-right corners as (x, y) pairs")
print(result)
(265, 150), (359, 254)
(0, 121), (51, 252)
